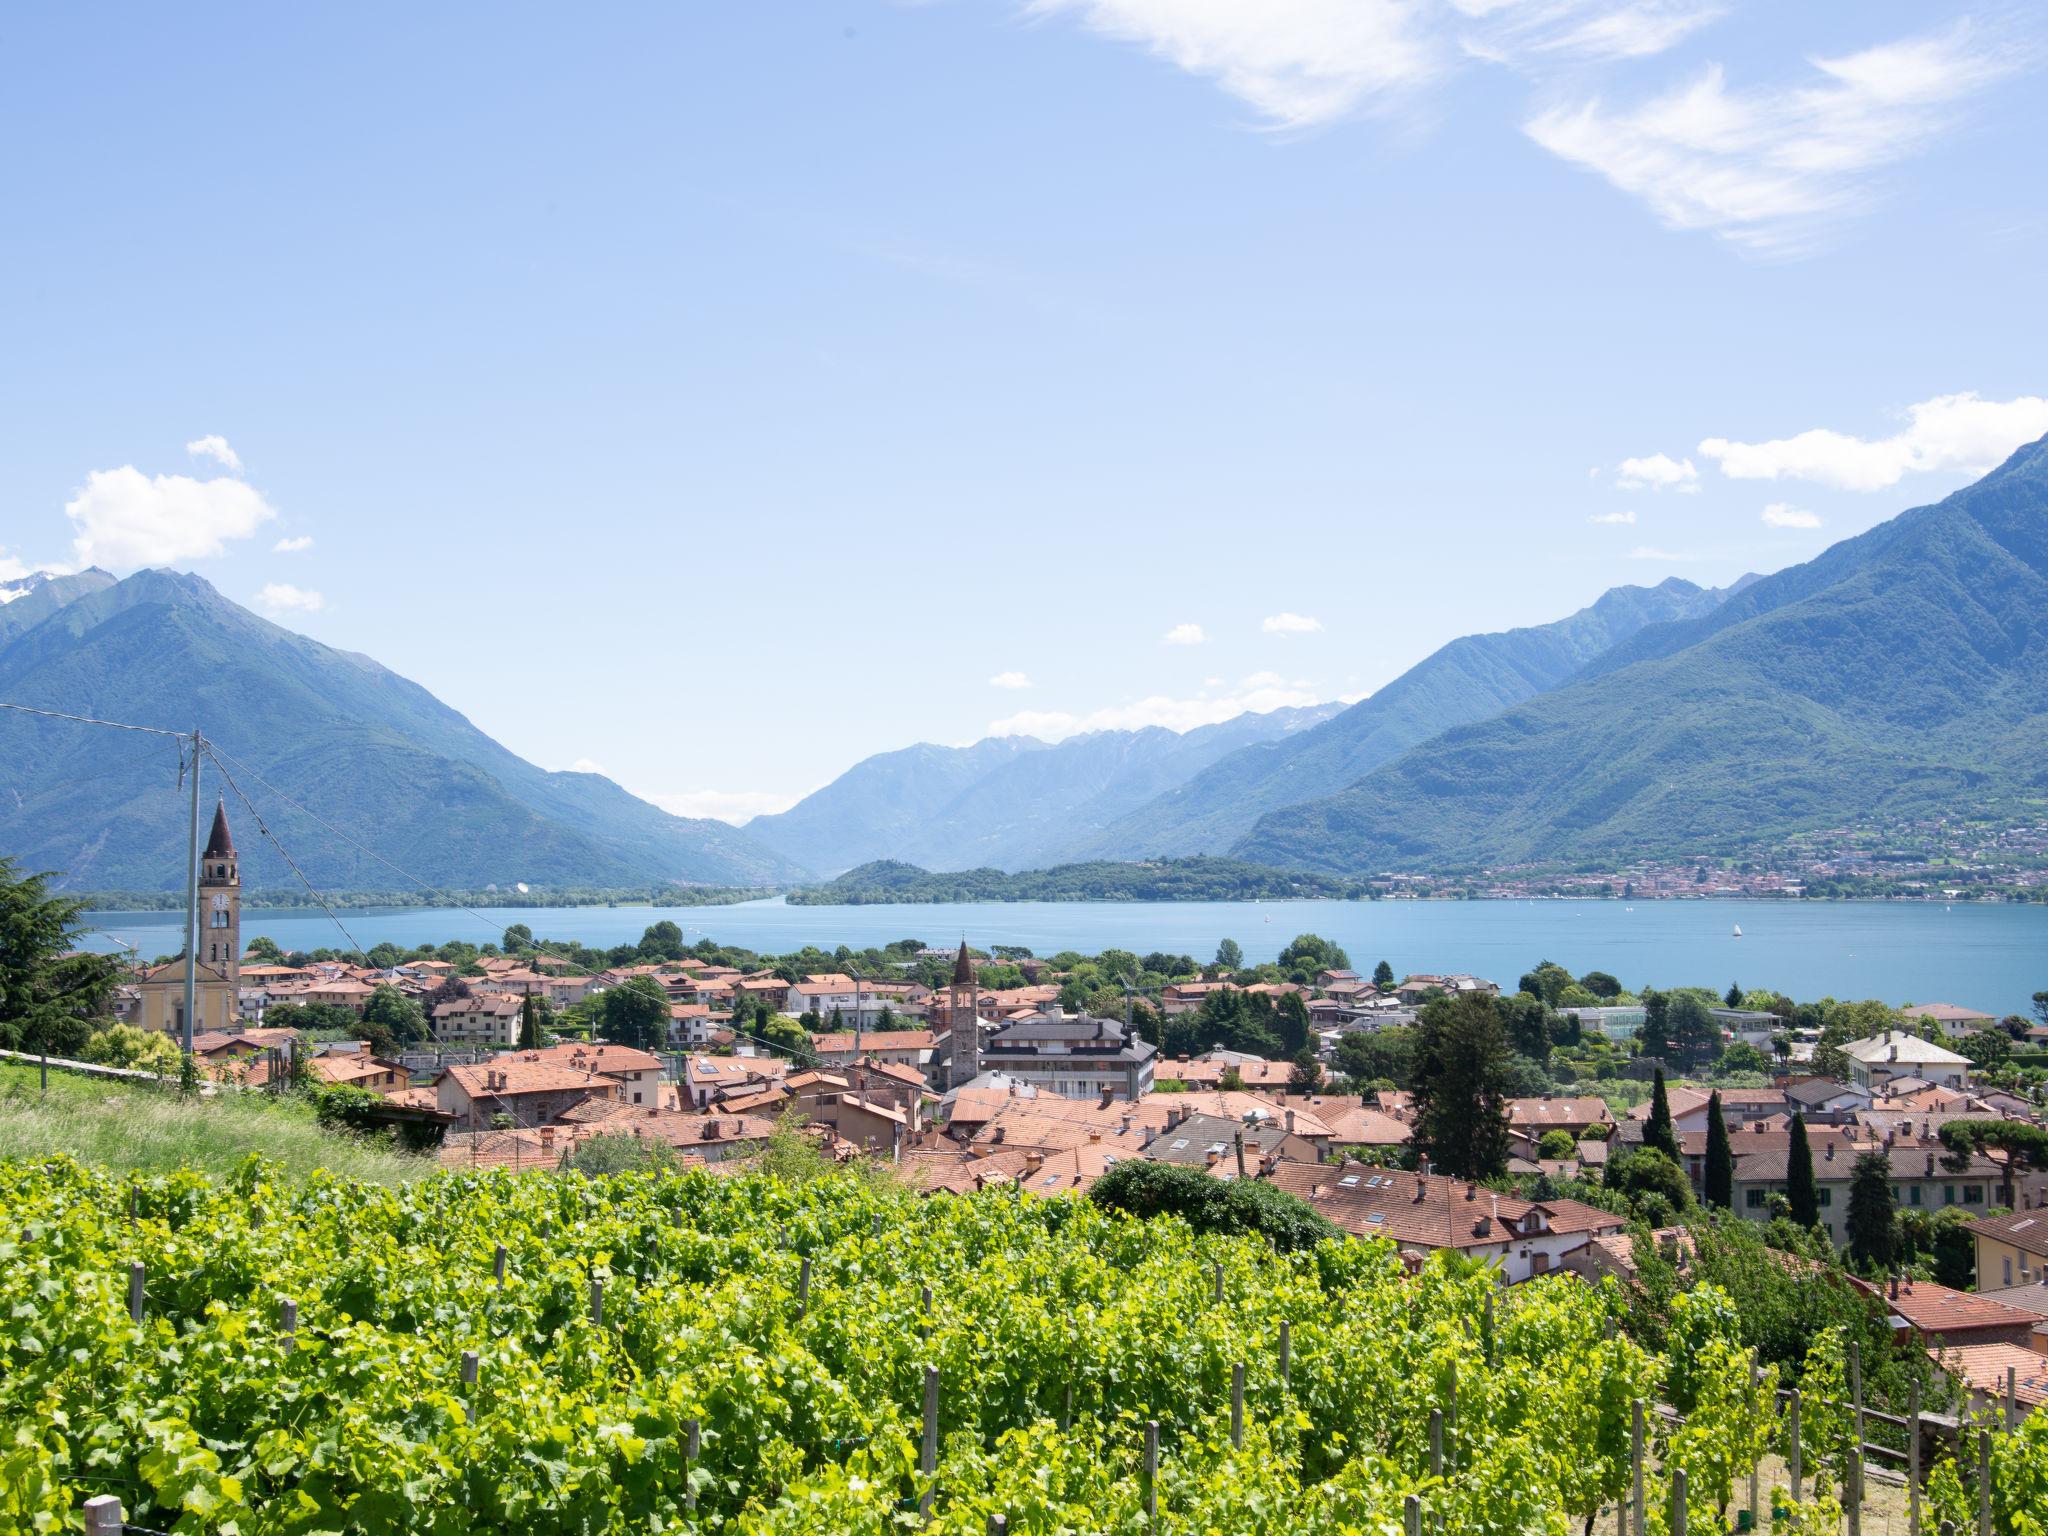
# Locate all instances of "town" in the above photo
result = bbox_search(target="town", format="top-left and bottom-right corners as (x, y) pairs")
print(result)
(18, 801), (2046, 1439)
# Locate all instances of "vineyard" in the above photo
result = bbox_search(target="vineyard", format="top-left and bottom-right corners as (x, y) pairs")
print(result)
(2, 1155), (2044, 1535)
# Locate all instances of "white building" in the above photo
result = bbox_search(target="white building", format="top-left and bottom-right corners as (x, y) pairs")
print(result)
(1840, 1031), (1971, 1092)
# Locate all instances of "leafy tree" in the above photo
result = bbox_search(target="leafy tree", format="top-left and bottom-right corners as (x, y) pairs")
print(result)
(1668, 993), (1720, 1063)
(1578, 970), (1621, 1000)
(1637, 989), (1671, 1060)
(501, 923), (533, 953)
(1218, 1065), (1245, 1091)
(1643, 1067), (1681, 1163)
(1703, 1090), (1734, 1209)
(1786, 1112), (1821, 1230)
(568, 1130), (676, 1177)
(1288, 1047), (1322, 1094)
(518, 994), (546, 1051)
(1959, 1028), (2011, 1069)
(599, 975), (669, 1051)
(1088, 1159), (1338, 1253)
(361, 984), (427, 1049)
(245, 935), (287, 965)
(1408, 992), (1513, 1181)
(1276, 992), (1310, 1058)
(639, 921), (685, 961)
(2034, 990), (2048, 1030)
(1714, 1041), (1771, 1077)
(1845, 1150), (1898, 1271)
(1213, 938), (1243, 971)
(1371, 959), (1395, 990)
(1537, 1128), (1578, 1160)
(1500, 991), (1553, 1063)
(1725, 981), (1743, 1008)
(1275, 933), (1349, 978)
(1605, 1147), (1690, 1216)
(760, 1015), (813, 1059)
(0, 857), (119, 1056)
(1517, 960), (1572, 1007)
(1333, 1027), (1411, 1088)
(79, 1023), (181, 1076)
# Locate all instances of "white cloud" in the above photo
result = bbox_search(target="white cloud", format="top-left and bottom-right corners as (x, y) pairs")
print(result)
(185, 435), (243, 473)
(1587, 508), (1638, 525)
(1760, 502), (1822, 529)
(566, 757), (608, 775)
(255, 582), (323, 614)
(988, 671), (1034, 690)
(1262, 611), (1324, 634)
(1458, 0), (1724, 65)
(1026, 0), (1446, 131)
(988, 672), (1326, 742)
(65, 465), (278, 567)
(1614, 452), (1698, 491)
(272, 535), (314, 553)
(1626, 545), (1693, 561)
(1163, 622), (1206, 645)
(649, 788), (805, 824)
(1700, 392), (2048, 492)
(1525, 24), (2020, 253)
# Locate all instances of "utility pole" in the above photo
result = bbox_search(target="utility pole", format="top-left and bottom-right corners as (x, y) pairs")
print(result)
(181, 726), (203, 1059)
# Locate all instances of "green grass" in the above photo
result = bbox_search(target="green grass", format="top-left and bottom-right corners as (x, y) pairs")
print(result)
(0, 1062), (432, 1185)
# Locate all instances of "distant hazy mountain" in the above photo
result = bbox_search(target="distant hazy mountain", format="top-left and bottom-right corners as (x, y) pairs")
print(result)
(1063, 577), (1738, 861)
(0, 568), (118, 643)
(745, 704), (1342, 875)
(1236, 433), (2048, 873)
(0, 569), (809, 892)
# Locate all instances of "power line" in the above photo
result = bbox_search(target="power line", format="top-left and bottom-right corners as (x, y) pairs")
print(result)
(201, 744), (367, 962)
(0, 701), (187, 738)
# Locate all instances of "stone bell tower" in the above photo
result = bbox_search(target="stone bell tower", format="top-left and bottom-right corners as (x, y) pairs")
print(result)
(198, 798), (241, 981)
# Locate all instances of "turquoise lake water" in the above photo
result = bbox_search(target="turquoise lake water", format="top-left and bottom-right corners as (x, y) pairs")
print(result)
(81, 896), (2048, 1017)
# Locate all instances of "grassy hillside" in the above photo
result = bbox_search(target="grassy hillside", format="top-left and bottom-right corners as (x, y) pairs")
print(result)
(1238, 435), (2048, 873)
(0, 1062), (429, 1185)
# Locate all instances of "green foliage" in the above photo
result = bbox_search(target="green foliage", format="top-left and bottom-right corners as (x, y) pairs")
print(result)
(1604, 1147), (1691, 1220)
(1703, 1090), (1734, 1210)
(598, 975), (669, 1051)
(1537, 1128), (1577, 1160)
(0, 855), (118, 1056)
(1275, 933), (1350, 978)
(1371, 959), (1395, 989)
(567, 1130), (675, 1176)
(78, 1023), (183, 1076)
(1844, 1150), (1898, 1270)
(1213, 938), (1243, 971)
(1334, 1027), (1412, 1088)
(1408, 992), (1513, 1180)
(1643, 1068), (1680, 1163)
(787, 857), (1364, 904)
(1786, 1114), (1821, 1230)
(361, 983), (427, 1048)
(1087, 1159), (1338, 1254)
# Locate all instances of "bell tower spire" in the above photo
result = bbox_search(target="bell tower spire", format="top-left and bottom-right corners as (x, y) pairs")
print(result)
(198, 798), (241, 979)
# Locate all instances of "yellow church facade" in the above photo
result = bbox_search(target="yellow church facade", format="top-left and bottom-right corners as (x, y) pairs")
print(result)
(135, 800), (243, 1037)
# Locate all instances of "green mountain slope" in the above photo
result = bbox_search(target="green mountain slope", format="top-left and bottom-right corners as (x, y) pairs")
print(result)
(746, 704), (1339, 875)
(1235, 434), (2048, 873)
(0, 570), (809, 891)
(1064, 577), (1734, 861)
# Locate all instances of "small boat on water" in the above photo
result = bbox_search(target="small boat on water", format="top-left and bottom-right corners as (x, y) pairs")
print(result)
(1732, 924), (1743, 938)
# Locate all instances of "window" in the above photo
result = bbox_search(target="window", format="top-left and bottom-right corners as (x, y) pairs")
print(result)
(2005, 1257), (2015, 1287)
(1745, 1189), (1766, 1209)
(1909, 1186), (1922, 1206)
(1944, 1184), (1956, 1205)
(1963, 1185), (1984, 1205)
(1817, 1189), (1832, 1207)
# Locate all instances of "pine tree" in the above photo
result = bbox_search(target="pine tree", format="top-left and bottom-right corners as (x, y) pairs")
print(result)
(1644, 1067), (1680, 1163)
(1725, 981), (1744, 1008)
(1372, 959), (1395, 990)
(1786, 1112), (1821, 1230)
(1846, 1150), (1898, 1271)
(1409, 992), (1513, 1180)
(1703, 1089), (1733, 1209)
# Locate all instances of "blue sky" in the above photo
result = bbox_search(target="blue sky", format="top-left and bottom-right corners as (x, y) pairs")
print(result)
(3, 2), (2044, 822)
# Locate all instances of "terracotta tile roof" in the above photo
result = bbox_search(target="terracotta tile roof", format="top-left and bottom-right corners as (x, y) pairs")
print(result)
(811, 1030), (937, 1052)
(1138, 1090), (1335, 1140)
(1264, 1163), (1624, 1254)
(1508, 1096), (1614, 1127)
(1866, 1278), (2043, 1340)
(443, 1061), (619, 1098)
(1966, 1210), (2048, 1260)
(511, 1042), (665, 1075)
(1927, 1341), (2048, 1409)
(1319, 1104), (1413, 1146)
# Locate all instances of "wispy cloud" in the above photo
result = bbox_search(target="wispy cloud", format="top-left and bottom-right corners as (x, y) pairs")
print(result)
(988, 672), (1325, 742)
(1262, 611), (1323, 634)
(649, 787), (806, 824)
(185, 434), (243, 473)
(1163, 622), (1206, 645)
(1615, 452), (1699, 491)
(988, 671), (1034, 689)
(1760, 502), (1822, 529)
(255, 582), (323, 614)
(1525, 24), (2022, 254)
(1701, 392), (2048, 491)
(1626, 545), (1692, 561)
(1587, 508), (1638, 525)
(272, 535), (314, 553)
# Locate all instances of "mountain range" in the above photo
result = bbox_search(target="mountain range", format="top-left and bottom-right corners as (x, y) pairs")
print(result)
(1235, 432), (2048, 872)
(0, 569), (808, 892)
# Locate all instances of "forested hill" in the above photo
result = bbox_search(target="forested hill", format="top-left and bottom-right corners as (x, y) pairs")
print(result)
(784, 856), (1365, 904)
(0, 569), (809, 892)
(1059, 576), (1738, 862)
(1236, 432), (2048, 873)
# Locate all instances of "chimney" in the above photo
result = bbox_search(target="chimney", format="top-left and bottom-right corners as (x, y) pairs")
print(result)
(1890, 1274), (1900, 1300)
(539, 1125), (554, 1148)
(1205, 1149), (1220, 1167)
(1926, 1152), (1935, 1177)
(1414, 1173), (1427, 1202)
(1088, 1130), (1102, 1143)
(1099, 1087), (1114, 1110)
(1825, 1142), (1835, 1162)
(1465, 1182), (1477, 1201)
(1025, 1151), (1045, 1173)
(1285, 1110), (1296, 1134)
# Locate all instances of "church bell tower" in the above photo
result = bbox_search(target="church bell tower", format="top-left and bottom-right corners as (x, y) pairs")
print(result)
(199, 798), (241, 980)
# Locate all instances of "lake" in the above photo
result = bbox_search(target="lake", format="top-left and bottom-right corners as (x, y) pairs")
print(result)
(79, 896), (2048, 1016)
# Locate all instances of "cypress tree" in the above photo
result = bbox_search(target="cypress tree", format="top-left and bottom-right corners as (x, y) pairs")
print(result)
(1644, 1067), (1680, 1163)
(1786, 1111), (1821, 1230)
(518, 993), (543, 1051)
(1703, 1089), (1734, 1209)
(1846, 1150), (1898, 1271)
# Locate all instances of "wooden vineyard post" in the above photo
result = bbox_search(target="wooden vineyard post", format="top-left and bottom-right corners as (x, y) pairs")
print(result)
(493, 1243), (507, 1289)
(1483, 1289), (1495, 1367)
(1429, 1408), (1443, 1479)
(1846, 1450), (1862, 1536)
(1747, 1353), (1761, 1529)
(1403, 1493), (1422, 1536)
(1446, 1358), (1458, 1473)
(1630, 1398), (1646, 1536)
(1787, 1388), (1802, 1500)
(684, 1418), (700, 1511)
(2007, 1366), (2019, 1430)
(1976, 1429), (1991, 1536)
(920, 1366), (940, 1517)
(1670, 1467), (1686, 1536)
(798, 1256), (811, 1319)
(128, 1261), (145, 1323)
(1212, 1260), (1224, 1305)
(1908, 1379), (1922, 1536)
(1278, 1320), (1291, 1390)
(279, 1298), (298, 1355)
(461, 1349), (479, 1387)
(82, 1494), (123, 1534)
(1849, 1337), (1866, 1505)
(921, 1284), (933, 1343)
(1143, 1419), (1159, 1528)
(988, 1516), (1007, 1536)
(589, 1276), (604, 1327)
(1231, 1363), (1245, 1449)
